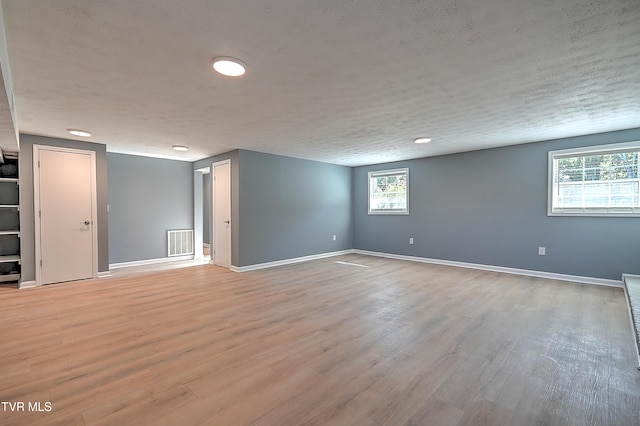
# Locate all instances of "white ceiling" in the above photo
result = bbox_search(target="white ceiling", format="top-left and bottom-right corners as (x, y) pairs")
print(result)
(1, 0), (639, 166)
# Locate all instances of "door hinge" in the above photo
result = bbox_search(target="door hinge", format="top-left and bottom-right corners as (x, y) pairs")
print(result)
(40, 260), (42, 266)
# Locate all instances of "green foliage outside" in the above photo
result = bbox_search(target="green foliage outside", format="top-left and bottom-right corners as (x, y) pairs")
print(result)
(371, 173), (408, 210)
(558, 151), (639, 182)
(374, 174), (407, 193)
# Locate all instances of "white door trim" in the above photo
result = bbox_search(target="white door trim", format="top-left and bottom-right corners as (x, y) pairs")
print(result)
(33, 145), (98, 286)
(212, 159), (231, 268)
(193, 166), (210, 261)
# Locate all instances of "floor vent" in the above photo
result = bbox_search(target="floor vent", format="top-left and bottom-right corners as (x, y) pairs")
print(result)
(167, 229), (194, 257)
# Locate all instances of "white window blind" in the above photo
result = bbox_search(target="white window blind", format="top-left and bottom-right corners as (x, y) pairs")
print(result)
(548, 142), (640, 216)
(368, 168), (409, 215)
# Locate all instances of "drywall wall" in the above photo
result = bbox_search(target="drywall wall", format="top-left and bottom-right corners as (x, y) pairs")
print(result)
(194, 149), (352, 267)
(19, 134), (109, 280)
(237, 150), (352, 266)
(353, 128), (640, 280)
(0, 3), (19, 151)
(107, 152), (193, 264)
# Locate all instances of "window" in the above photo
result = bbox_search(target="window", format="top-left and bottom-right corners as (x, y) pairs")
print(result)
(548, 142), (640, 216)
(368, 168), (409, 214)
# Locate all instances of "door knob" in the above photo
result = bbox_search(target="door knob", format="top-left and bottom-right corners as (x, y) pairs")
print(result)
(223, 220), (230, 224)
(84, 220), (91, 225)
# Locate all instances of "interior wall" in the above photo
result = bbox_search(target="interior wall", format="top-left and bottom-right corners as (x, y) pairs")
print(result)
(237, 150), (352, 267)
(19, 134), (109, 281)
(0, 3), (19, 151)
(21, 129), (636, 280)
(353, 128), (640, 280)
(107, 152), (193, 264)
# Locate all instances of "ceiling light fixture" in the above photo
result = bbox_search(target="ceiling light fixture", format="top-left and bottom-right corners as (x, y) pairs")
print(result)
(68, 129), (92, 137)
(172, 145), (189, 152)
(212, 56), (247, 77)
(414, 137), (432, 144)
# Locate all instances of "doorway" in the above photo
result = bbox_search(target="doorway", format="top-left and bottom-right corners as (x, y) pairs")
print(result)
(212, 160), (231, 268)
(202, 169), (212, 262)
(33, 145), (98, 285)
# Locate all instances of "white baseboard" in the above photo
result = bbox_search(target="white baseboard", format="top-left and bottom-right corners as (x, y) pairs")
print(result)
(353, 249), (623, 288)
(97, 271), (112, 278)
(230, 250), (353, 273)
(19, 280), (37, 289)
(108, 249), (623, 287)
(110, 255), (194, 270)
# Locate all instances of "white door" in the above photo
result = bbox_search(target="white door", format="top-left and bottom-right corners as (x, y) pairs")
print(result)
(213, 160), (231, 268)
(35, 146), (97, 285)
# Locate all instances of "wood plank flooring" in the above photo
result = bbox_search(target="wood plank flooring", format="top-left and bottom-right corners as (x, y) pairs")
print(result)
(0, 254), (638, 425)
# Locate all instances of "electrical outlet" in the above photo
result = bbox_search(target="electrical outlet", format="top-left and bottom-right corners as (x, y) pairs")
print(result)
(332, 235), (337, 241)
(409, 237), (414, 245)
(538, 247), (546, 256)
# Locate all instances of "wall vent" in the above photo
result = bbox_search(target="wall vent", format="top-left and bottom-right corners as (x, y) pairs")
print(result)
(167, 229), (194, 257)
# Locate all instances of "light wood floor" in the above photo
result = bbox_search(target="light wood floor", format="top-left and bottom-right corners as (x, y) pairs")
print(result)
(1, 254), (638, 425)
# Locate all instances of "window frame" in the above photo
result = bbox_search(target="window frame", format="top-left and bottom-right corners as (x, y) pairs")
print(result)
(368, 168), (409, 215)
(548, 141), (640, 217)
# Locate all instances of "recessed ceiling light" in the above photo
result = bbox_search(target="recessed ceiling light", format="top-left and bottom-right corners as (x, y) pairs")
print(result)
(212, 57), (246, 77)
(67, 129), (92, 137)
(414, 137), (432, 144)
(172, 145), (189, 152)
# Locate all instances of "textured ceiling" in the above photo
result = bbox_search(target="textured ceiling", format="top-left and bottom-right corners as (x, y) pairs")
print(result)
(1, 0), (639, 166)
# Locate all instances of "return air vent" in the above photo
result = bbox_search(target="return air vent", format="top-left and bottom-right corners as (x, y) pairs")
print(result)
(167, 229), (193, 257)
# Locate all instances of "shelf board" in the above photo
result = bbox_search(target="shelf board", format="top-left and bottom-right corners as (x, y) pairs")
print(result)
(0, 255), (20, 263)
(0, 273), (20, 283)
(0, 205), (19, 208)
(0, 178), (18, 183)
(0, 230), (19, 235)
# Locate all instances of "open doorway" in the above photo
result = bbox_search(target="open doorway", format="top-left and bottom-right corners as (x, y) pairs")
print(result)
(194, 167), (211, 263)
(202, 171), (212, 262)
(194, 160), (231, 268)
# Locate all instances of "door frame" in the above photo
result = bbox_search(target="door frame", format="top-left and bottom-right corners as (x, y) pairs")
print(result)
(193, 166), (210, 261)
(212, 159), (231, 268)
(33, 145), (99, 286)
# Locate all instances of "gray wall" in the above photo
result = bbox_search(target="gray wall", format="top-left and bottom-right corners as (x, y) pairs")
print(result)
(238, 150), (352, 266)
(19, 134), (109, 281)
(353, 128), (640, 280)
(107, 153), (193, 264)
(21, 129), (636, 280)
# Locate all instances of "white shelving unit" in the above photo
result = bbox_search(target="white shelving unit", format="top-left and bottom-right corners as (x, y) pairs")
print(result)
(0, 156), (20, 284)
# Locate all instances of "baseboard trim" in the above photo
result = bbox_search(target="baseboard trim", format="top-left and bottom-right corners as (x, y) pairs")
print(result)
(97, 271), (112, 278)
(623, 274), (640, 283)
(353, 249), (623, 288)
(231, 250), (354, 273)
(19, 280), (37, 289)
(112, 249), (623, 287)
(110, 255), (195, 270)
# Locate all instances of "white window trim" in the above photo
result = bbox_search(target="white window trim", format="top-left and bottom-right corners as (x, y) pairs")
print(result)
(548, 141), (640, 217)
(368, 168), (409, 215)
